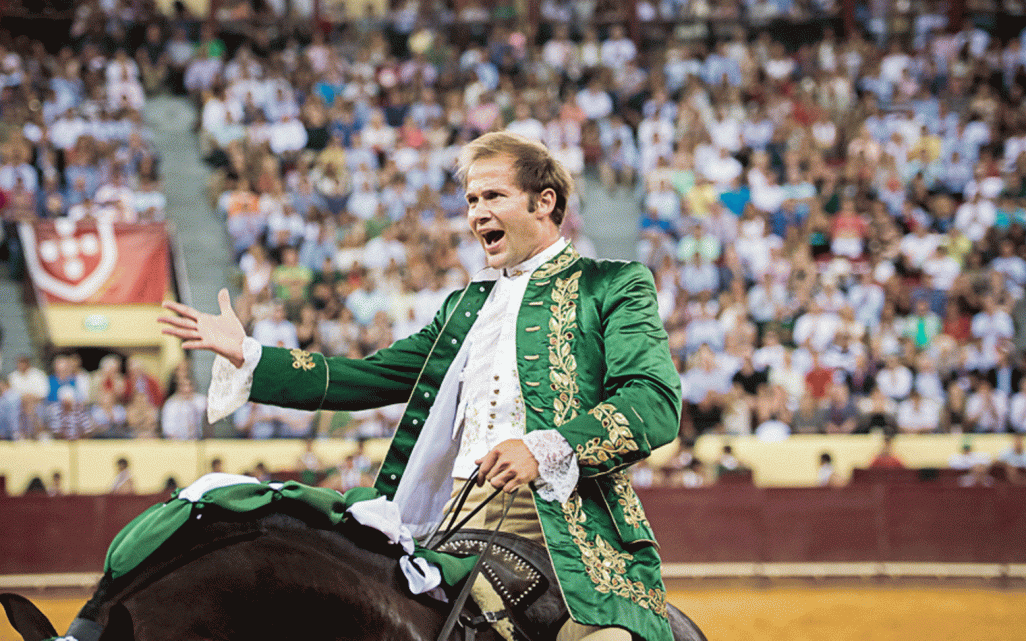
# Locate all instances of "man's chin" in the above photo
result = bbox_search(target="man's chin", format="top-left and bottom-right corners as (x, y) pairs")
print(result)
(484, 252), (511, 270)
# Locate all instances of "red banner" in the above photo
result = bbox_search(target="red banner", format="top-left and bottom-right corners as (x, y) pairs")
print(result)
(20, 221), (170, 304)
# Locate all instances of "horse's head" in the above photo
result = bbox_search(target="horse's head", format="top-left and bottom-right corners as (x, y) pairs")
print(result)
(1, 593), (134, 641)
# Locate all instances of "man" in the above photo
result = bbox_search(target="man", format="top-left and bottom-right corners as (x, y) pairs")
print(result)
(161, 132), (681, 641)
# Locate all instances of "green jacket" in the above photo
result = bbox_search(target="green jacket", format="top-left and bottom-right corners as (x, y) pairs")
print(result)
(249, 244), (681, 640)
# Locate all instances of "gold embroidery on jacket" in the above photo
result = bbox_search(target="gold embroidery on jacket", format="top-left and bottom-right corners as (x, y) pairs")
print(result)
(611, 470), (650, 530)
(549, 271), (582, 427)
(562, 492), (668, 617)
(576, 403), (639, 464)
(290, 349), (316, 371)
(532, 245), (581, 280)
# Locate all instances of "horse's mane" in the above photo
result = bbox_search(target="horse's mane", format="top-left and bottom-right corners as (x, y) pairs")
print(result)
(78, 505), (413, 624)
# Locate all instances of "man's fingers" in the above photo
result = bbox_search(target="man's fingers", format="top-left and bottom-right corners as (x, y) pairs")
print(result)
(217, 288), (233, 317)
(476, 451), (498, 485)
(158, 315), (197, 331)
(161, 300), (199, 320)
(162, 326), (202, 342)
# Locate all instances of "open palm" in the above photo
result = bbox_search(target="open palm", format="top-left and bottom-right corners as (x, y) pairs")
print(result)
(159, 288), (247, 368)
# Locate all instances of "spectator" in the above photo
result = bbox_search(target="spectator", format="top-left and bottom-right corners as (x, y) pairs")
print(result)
(817, 452), (843, 487)
(823, 383), (859, 434)
(948, 442), (991, 470)
(896, 389), (942, 434)
(998, 434), (1026, 484)
(876, 355), (914, 401)
(965, 377), (1008, 433)
(1009, 378), (1026, 434)
(48, 471), (66, 497)
(869, 435), (905, 468)
(252, 299), (299, 349)
(858, 386), (898, 435)
(90, 389), (128, 438)
(161, 377), (207, 439)
(9, 355), (48, 438)
(123, 356), (164, 408)
(110, 457), (136, 494)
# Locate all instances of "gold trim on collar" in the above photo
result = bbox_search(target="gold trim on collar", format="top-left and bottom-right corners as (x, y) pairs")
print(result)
(532, 245), (581, 280)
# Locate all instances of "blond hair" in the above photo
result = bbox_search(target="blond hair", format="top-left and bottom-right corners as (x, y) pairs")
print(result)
(456, 132), (574, 226)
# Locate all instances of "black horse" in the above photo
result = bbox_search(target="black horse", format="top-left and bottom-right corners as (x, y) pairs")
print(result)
(2, 507), (706, 641)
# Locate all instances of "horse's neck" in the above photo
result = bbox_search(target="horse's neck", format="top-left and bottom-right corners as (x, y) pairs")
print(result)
(83, 514), (456, 641)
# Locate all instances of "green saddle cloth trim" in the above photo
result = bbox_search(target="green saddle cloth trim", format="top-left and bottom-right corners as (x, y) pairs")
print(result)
(104, 481), (476, 587)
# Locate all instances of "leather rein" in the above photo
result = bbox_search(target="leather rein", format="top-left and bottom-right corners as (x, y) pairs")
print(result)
(427, 469), (519, 641)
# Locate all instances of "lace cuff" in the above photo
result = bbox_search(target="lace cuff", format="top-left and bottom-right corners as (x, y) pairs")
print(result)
(523, 429), (578, 504)
(207, 337), (262, 423)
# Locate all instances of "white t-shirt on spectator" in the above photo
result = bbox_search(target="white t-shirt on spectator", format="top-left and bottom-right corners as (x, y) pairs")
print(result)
(949, 449), (993, 470)
(1008, 392), (1026, 433)
(966, 390), (1009, 432)
(896, 397), (942, 433)
(954, 199), (996, 242)
(921, 254), (961, 290)
(252, 319), (299, 349)
(899, 232), (940, 268)
(876, 365), (914, 400)
(269, 117), (308, 155)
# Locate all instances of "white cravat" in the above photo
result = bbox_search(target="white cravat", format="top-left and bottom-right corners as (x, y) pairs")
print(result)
(452, 238), (578, 502)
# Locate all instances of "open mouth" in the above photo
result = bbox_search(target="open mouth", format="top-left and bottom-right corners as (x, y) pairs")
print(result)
(481, 229), (505, 248)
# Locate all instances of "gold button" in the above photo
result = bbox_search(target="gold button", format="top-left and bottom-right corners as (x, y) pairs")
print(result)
(494, 375), (500, 381)
(490, 401), (497, 406)
(493, 389), (500, 394)
(489, 413), (496, 419)
(487, 424), (494, 430)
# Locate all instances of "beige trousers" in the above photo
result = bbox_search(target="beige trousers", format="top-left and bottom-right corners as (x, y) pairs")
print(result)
(447, 481), (632, 641)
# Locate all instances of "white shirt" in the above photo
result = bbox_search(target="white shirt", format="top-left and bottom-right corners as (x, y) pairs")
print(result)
(161, 392), (207, 440)
(452, 239), (575, 501)
(1008, 393), (1026, 433)
(896, 397), (941, 433)
(251, 318), (299, 349)
(9, 367), (49, 398)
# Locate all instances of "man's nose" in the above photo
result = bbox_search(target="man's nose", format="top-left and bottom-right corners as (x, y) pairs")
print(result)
(467, 203), (489, 224)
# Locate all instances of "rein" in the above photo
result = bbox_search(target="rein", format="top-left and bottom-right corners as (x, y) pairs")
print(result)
(426, 469), (503, 551)
(428, 471), (518, 641)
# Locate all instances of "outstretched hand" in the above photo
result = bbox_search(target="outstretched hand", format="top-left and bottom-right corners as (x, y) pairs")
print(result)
(159, 288), (247, 368)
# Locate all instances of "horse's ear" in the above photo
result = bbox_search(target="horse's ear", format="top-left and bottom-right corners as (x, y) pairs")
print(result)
(0, 593), (58, 641)
(97, 604), (135, 641)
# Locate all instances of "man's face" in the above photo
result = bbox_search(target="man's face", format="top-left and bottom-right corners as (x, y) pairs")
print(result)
(465, 155), (556, 270)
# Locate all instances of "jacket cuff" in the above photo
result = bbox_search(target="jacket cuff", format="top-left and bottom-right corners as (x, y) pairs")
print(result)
(207, 337), (262, 423)
(523, 429), (578, 503)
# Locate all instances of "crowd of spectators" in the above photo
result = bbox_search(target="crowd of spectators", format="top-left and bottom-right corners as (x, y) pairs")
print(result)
(0, 351), (207, 440)
(0, 11), (171, 276)
(651, 16), (1026, 440)
(3, 1), (1026, 447)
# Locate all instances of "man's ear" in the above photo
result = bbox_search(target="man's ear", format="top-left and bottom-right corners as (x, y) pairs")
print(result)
(535, 188), (557, 220)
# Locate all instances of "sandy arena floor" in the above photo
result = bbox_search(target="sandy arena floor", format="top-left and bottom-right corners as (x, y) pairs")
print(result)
(2, 586), (1025, 640)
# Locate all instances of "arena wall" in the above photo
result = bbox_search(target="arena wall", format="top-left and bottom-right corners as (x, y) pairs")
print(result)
(3, 483), (1025, 576)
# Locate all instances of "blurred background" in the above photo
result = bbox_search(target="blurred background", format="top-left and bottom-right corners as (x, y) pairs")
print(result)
(1, 0), (1026, 638)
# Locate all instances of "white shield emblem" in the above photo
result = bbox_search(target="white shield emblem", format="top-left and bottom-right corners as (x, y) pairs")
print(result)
(19, 219), (119, 302)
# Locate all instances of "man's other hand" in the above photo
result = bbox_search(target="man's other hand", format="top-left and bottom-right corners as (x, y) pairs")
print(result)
(476, 439), (540, 493)
(159, 288), (246, 368)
